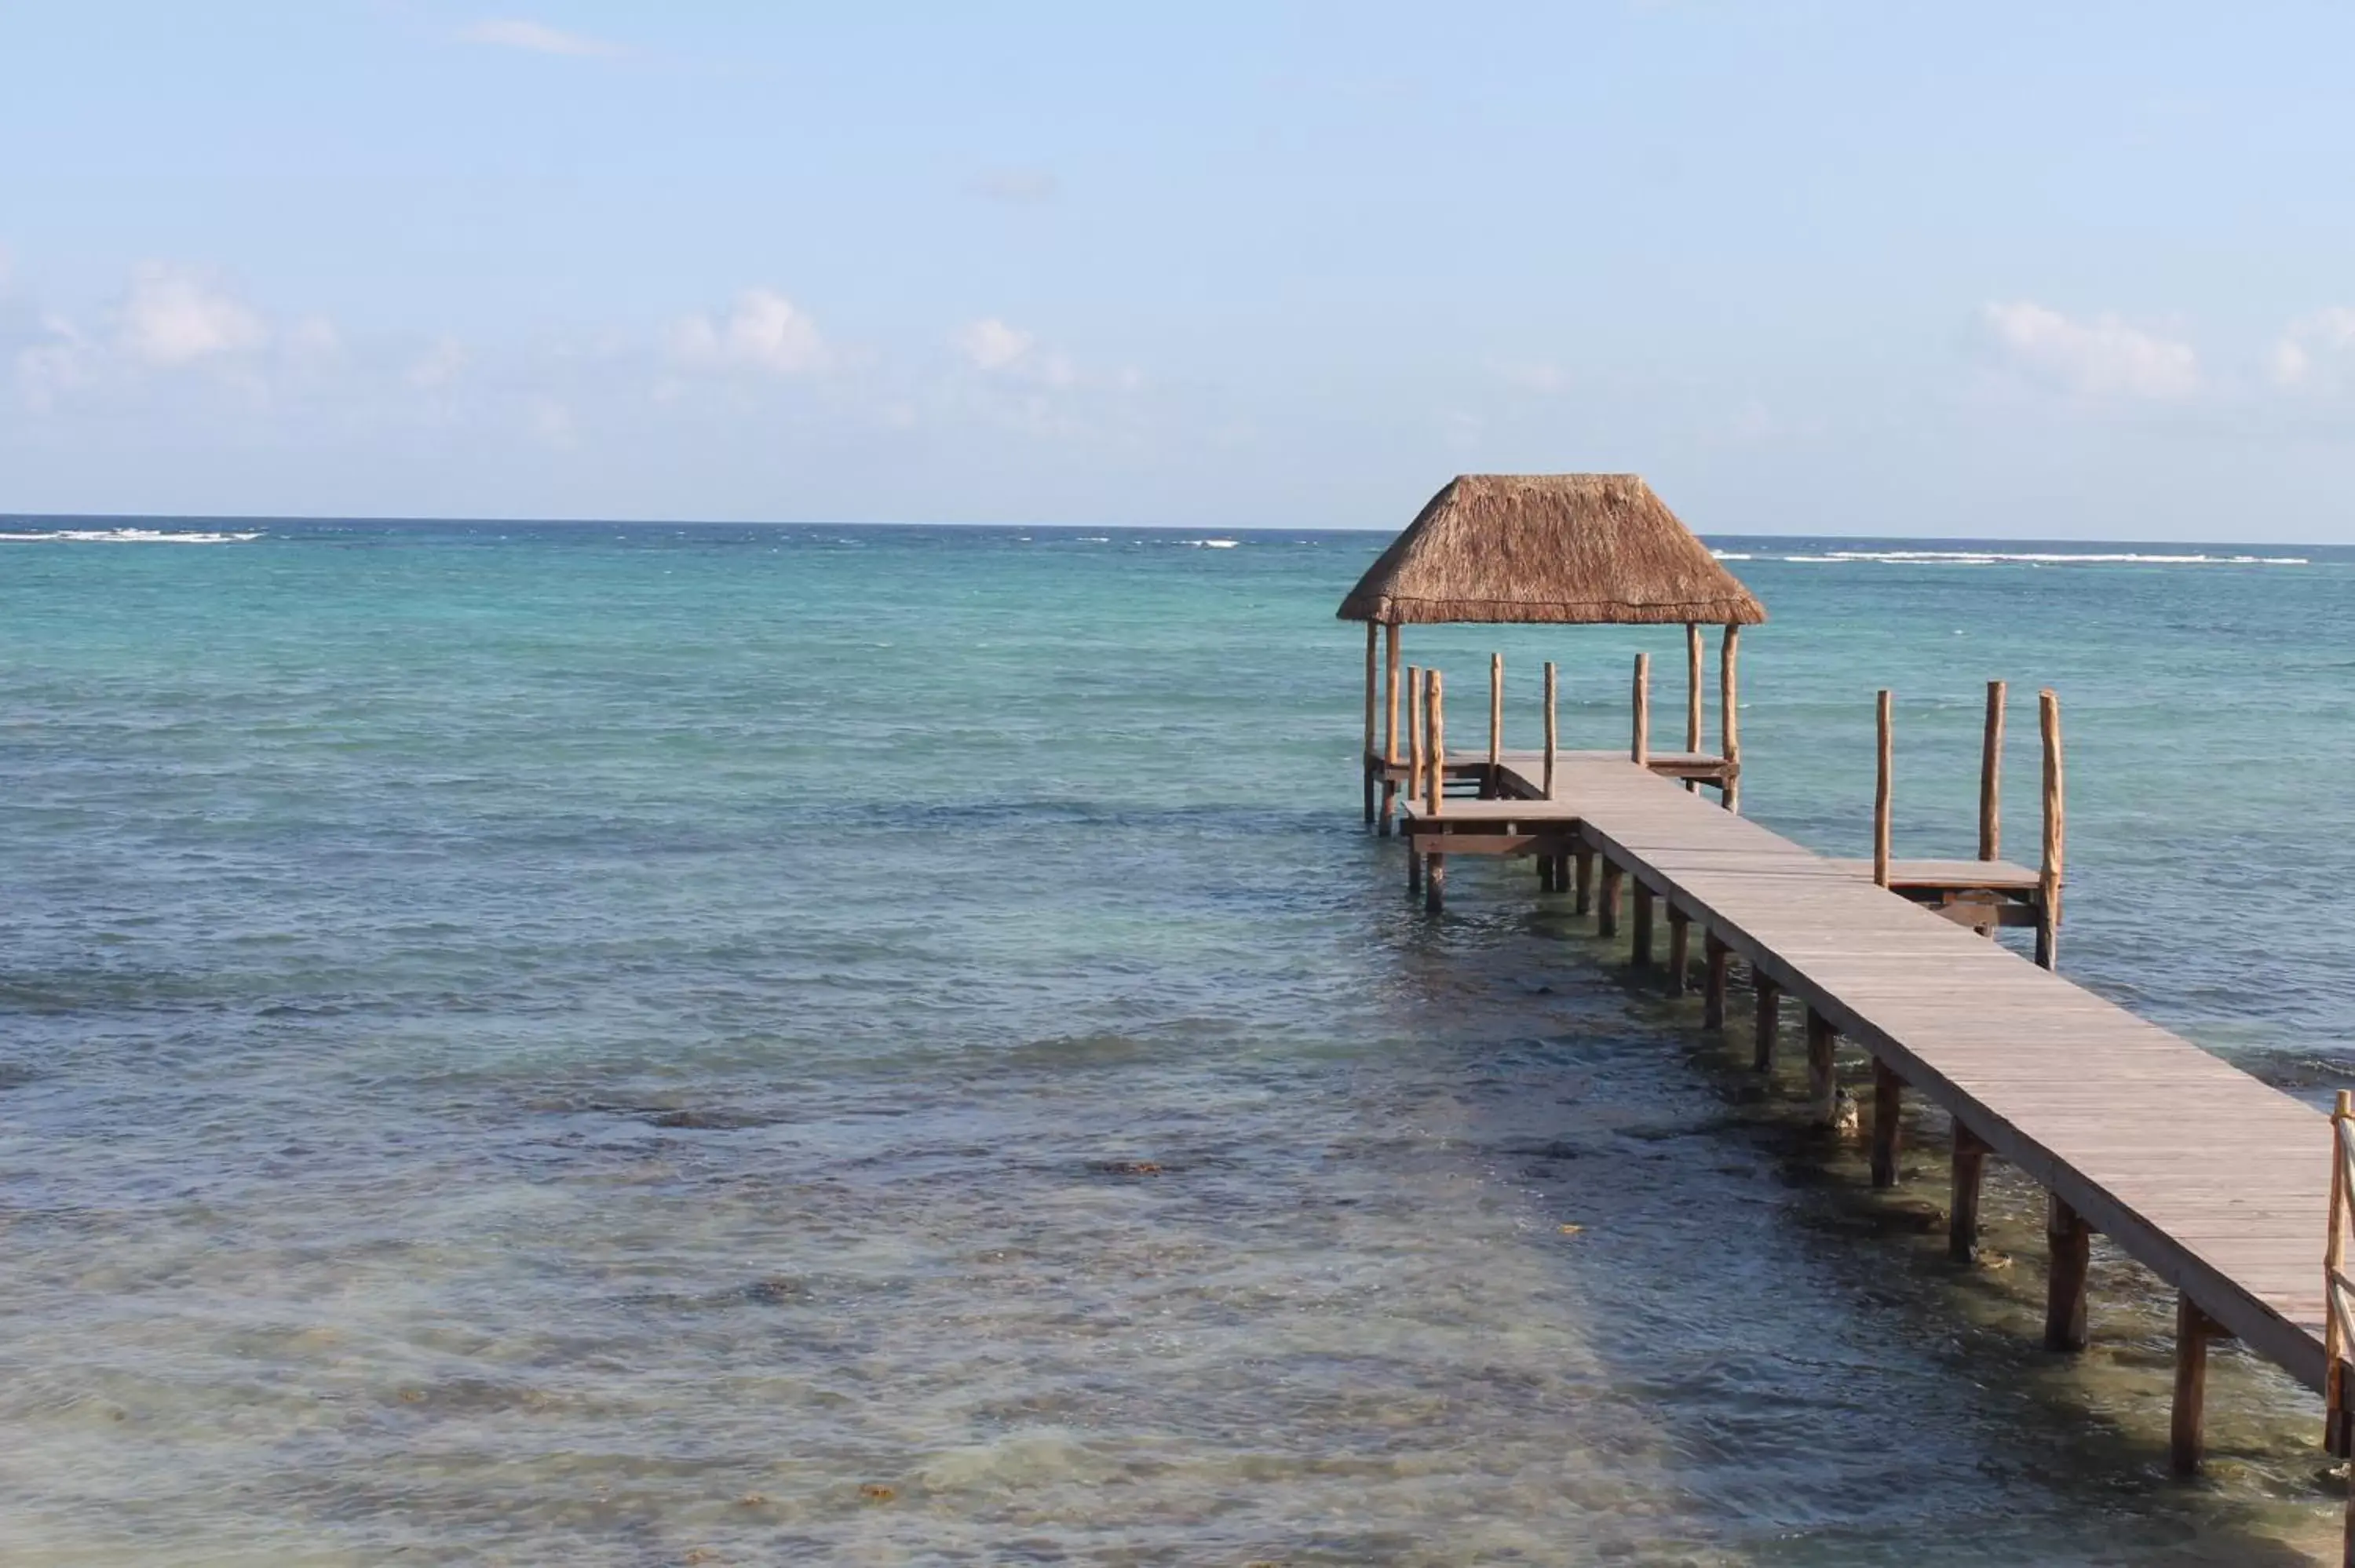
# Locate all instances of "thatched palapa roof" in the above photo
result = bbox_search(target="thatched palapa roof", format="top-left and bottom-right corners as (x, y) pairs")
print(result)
(1337, 474), (1765, 626)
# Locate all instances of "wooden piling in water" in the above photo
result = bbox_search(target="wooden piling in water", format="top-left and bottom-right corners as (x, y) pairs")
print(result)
(1979, 679), (2005, 861)
(1720, 625), (1742, 812)
(2172, 1293), (2222, 1476)
(1631, 884), (1655, 967)
(1573, 846), (1594, 915)
(1950, 1125), (1987, 1263)
(1598, 860), (1623, 938)
(1874, 690), (1893, 889)
(1667, 906), (1689, 994)
(1806, 1007), (1838, 1128)
(1870, 1058), (1902, 1187)
(1632, 652), (1651, 768)
(1703, 932), (1729, 1029)
(2036, 689), (2065, 970)
(2045, 1192), (2090, 1352)
(1754, 976), (1780, 1071)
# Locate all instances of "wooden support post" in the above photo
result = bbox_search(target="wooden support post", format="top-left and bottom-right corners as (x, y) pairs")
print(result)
(2045, 1192), (2090, 1352)
(1542, 662), (1558, 800)
(2329, 1091), (2353, 1459)
(2171, 1293), (2217, 1478)
(1384, 624), (1401, 764)
(1685, 622), (1703, 792)
(2036, 688), (2065, 970)
(1488, 651), (1502, 790)
(1703, 933), (1729, 1029)
(1538, 854), (1556, 892)
(1630, 652), (1651, 766)
(1666, 907), (1690, 996)
(1362, 622), (1379, 822)
(1806, 1007), (1838, 1128)
(1598, 861), (1623, 938)
(1754, 976), (1780, 1071)
(1980, 678), (2005, 861)
(1950, 1125), (1987, 1263)
(1720, 624), (1742, 813)
(1405, 665), (1423, 810)
(1425, 669), (1446, 913)
(1869, 1058), (1902, 1187)
(1573, 847), (1594, 916)
(1378, 624), (1401, 836)
(1630, 884), (1655, 966)
(1408, 837), (1422, 894)
(1874, 689), (1893, 888)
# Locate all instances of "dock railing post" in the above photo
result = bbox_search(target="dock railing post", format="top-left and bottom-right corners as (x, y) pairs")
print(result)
(1425, 669), (1446, 912)
(1685, 622), (1703, 792)
(2327, 1091), (2353, 1458)
(1542, 661), (1558, 800)
(1720, 624), (1742, 812)
(2036, 689), (2065, 970)
(1979, 679), (2006, 861)
(1631, 652), (1651, 768)
(1874, 690), (1893, 889)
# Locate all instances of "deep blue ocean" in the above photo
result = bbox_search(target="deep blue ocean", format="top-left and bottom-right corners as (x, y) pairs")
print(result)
(2, 519), (2350, 1565)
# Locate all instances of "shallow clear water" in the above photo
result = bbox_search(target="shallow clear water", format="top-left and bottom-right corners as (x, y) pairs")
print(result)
(1, 521), (2351, 1565)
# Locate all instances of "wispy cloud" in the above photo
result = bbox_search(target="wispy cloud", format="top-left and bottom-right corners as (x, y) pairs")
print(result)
(459, 18), (625, 58)
(2270, 308), (2355, 392)
(1979, 301), (2198, 401)
(117, 263), (268, 366)
(973, 168), (1060, 206)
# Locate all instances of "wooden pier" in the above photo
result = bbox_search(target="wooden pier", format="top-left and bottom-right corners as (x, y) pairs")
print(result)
(1338, 473), (2355, 1556)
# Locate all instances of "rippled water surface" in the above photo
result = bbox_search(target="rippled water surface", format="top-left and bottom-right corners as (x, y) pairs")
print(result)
(2, 521), (2353, 1565)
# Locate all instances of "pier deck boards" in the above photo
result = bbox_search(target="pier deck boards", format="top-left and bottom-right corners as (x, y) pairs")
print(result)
(1467, 751), (2330, 1391)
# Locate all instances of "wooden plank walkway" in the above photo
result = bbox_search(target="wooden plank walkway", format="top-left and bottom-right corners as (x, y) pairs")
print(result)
(1466, 751), (2331, 1395)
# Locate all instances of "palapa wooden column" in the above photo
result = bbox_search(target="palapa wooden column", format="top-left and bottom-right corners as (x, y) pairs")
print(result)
(1630, 652), (1651, 768)
(1869, 1059), (1902, 1187)
(1684, 622), (1703, 792)
(1405, 666), (1424, 894)
(1873, 690), (1893, 888)
(1719, 625), (1742, 812)
(2045, 1192), (2090, 1352)
(1979, 679), (2005, 860)
(1950, 1124), (1988, 1263)
(2036, 689), (2065, 970)
(1423, 668), (1446, 913)
(1378, 623), (1402, 836)
(1362, 622), (1380, 823)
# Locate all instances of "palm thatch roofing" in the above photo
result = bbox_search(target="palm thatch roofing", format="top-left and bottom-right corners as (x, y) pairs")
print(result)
(1337, 473), (1765, 626)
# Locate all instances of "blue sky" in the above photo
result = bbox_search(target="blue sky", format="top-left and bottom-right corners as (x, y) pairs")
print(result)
(4, 2), (2353, 538)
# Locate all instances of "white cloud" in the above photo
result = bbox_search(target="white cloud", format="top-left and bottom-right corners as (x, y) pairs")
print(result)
(407, 336), (469, 389)
(14, 315), (98, 413)
(116, 263), (268, 366)
(670, 289), (831, 375)
(2270, 308), (2355, 392)
(1979, 301), (2198, 401)
(955, 317), (1035, 372)
(460, 18), (623, 57)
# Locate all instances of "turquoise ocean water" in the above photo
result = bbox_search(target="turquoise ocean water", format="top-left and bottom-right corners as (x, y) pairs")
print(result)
(2, 520), (2352, 1565)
